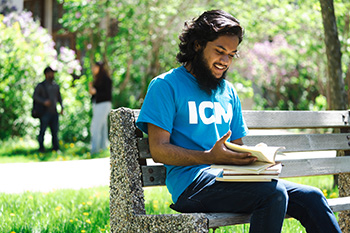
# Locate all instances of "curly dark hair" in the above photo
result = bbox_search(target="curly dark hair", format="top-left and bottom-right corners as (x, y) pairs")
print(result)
(176, 10), (244, 64)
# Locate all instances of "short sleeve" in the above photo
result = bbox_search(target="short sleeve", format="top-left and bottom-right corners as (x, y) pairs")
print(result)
(136, 78), (176, 134)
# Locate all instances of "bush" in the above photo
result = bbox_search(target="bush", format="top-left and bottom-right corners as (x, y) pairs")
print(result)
(0, 11), (92, 143)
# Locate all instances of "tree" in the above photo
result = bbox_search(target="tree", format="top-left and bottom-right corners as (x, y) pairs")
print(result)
(319, 2), (349, 231)
(319, 0), (347, 110)
(58, 0), (350, 111)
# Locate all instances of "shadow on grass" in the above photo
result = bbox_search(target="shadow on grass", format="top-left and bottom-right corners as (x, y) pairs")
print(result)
(0, 138), (109, 163)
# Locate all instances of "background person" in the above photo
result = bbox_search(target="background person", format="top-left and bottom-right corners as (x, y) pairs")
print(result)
(89, 61), (112, 154)
(136, 10), (341, 233)
(33, 66), (63, 152)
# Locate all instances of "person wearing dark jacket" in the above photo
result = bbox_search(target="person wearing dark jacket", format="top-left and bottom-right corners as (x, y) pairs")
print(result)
(33, 66), (63, 152)
(88, 62), (112, 154)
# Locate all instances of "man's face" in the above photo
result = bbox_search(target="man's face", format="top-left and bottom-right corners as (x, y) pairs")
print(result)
(202, 35), (239, 79)
(46, 71), (55, 81)
(190, 35), (239, 93)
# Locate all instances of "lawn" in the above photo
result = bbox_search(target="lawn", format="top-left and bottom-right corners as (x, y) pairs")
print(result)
(0, 177), (338, 233)
(0, 186), (110, 233)
(0, 137), (339, 232)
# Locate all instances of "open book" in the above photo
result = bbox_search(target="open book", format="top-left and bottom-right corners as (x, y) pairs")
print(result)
(224, 141), (285, 164)
(211, 142), (285, 182)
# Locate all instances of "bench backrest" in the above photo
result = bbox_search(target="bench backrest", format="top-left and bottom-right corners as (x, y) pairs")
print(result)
(133, 110), (350, 187)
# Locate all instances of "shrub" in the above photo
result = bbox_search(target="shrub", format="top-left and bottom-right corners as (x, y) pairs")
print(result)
(0, 11), (92, 143)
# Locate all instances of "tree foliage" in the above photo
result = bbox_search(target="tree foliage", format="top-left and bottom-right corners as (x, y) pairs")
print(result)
(225, 0), (349, 110)
(58, 0), (349, 111)
(1, 0), (350, 141)
(58, 0), (207, 108)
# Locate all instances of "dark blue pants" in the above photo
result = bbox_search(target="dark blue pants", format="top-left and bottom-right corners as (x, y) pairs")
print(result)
(38, 112), (59, 151)
(171, 170), (341, 233)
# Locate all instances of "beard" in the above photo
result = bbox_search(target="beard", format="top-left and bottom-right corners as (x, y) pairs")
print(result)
(190, 50), (227, 94)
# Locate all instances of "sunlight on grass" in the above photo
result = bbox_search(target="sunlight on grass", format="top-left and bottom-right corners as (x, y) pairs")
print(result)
(0, 176), (339, 232)
(0, 186), (110, 233)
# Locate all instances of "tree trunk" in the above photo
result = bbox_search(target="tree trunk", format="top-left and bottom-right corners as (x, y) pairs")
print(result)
(319, 1), (349, 231)
(319, 0), (347, 110)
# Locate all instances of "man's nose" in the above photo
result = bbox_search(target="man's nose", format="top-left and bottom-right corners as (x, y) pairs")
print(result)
(220, 54), (230, 64)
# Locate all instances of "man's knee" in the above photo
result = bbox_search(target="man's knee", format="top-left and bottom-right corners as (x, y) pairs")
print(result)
(260, 181), (288, 210)
(305, 186), (329, 208)
(273, 184), (289, 207)
(301, 186), (325, 201)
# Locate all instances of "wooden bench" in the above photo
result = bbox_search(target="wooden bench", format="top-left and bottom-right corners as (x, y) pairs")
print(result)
(109, 107), (350, 232)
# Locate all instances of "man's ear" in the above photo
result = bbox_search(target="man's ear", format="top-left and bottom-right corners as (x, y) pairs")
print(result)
(194, 41), (202, 52)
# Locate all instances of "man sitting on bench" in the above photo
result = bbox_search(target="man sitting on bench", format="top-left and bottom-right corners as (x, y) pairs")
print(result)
(136, 9), (341, 233)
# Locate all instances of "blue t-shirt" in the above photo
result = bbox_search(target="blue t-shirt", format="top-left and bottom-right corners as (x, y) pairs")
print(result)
(136, 66), (248, 203)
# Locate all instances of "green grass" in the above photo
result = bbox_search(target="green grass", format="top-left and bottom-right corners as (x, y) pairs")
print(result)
(0, 138), (339, 232)
(0, 186), (110, 233)
(0, 176), (339, 233)
(0, 136), (109, 163)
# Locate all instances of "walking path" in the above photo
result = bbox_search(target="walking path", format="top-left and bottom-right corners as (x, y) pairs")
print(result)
(0, 140), (336, 194)
(0, 158), (110, 193)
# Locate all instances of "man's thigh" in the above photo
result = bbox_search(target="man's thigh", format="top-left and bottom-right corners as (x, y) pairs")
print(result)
(173, 171), (288, 213)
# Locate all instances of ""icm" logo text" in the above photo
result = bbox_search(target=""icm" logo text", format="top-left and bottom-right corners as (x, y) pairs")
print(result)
(188, 101), (232, 125)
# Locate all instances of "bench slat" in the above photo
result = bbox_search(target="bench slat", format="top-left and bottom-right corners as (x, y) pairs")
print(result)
(280, 157), (350, 177)
(133, 110), (350, 129)
(243, 110), (350, 129)
(206, 212), (251, 227)
(327, 197), (350, 212)
(138, 133), (350, 159)
(141, 157), (350, 187)
(206, 197), (350, 228)
(243, 134), (350, 152)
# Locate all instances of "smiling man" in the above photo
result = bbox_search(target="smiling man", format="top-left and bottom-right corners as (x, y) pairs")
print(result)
(136, 10), (341, 233)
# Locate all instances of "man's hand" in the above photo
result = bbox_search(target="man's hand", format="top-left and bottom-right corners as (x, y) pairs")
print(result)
(208, 131), (257, 165)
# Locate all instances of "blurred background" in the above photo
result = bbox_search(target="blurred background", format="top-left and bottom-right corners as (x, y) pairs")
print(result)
(1, 0), (349, 146)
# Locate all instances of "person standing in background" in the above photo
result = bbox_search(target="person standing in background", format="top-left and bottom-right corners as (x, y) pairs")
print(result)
(89, 61), (112, 154)
(33, 66), (64, 152)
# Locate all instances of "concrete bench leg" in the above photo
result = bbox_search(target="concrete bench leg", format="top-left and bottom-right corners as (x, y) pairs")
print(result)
(338, 173), (350, 233)
(109, 108), (209, 232)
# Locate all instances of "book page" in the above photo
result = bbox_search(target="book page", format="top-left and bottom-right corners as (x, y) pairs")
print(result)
(220, 163), (282, 175)
(224, 141), (285, 164)
(211, 162), (272, 174)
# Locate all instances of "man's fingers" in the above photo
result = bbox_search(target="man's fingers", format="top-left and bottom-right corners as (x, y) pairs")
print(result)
(220, 130), (231, 143)
(232, 152), (257, 165)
